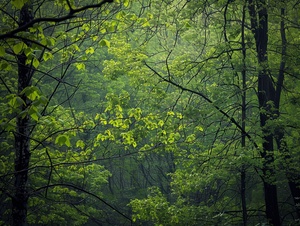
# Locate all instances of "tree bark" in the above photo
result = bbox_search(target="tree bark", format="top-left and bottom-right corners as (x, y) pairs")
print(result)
(12, 3), (34, 226)
(247, 0), (281, 225)
(241, 3), (247, 225)
(274, 3), (300, 221)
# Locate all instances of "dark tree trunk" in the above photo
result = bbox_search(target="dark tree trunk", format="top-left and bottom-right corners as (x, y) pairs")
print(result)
(12, 3), (34, 226)
(241, 4), (247, 225)
(275, 130), (300, 221)
(248, 0), (281, 225)
(288, 181), (300, 220)
(274, 4), (300, 221)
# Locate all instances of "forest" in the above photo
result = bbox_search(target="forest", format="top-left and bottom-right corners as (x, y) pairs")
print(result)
(0, 0), (300, 225)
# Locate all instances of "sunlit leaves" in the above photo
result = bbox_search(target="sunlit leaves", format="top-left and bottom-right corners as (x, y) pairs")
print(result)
(128, 108), (142, 120)
(11, 0), (28, 9)
(76, 140), (85, 149)
(121, 131), (137, 147)
(75, 62), (86, 70)
(130, 187), (170, 223)
(185, 134), (195, 143)
(85, 47), (95, 55)
(40, 35), (57, 49)
(20, 86), (41, 101)
(195, 125), (204, 132)
(138, 18), (151, 27)
(12, 42), (28, 54)
(82, 23), (90, 32)
(32, 58), (40, 68)
(91, 35), (99, 41)
(96, 129), (115, 142)
(23, 47), (33, 57)
(123, 0), (129, 7)
(167, 111), (175, 116)
(99, 39), (111, 48)
(0, 1), (124, 225)
(7, 94), (25, 108)
(55, 134), (71, 147)
(42, 52), (53, 62)
(28, 105), (40, 121)
(116, 11), (126, 20)
(3, 0), (299, 225)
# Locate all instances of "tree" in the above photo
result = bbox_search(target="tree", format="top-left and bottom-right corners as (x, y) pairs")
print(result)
(1, 0), (300, 225)
(0, 0), (134, 225)
(124, 0), (300, 225)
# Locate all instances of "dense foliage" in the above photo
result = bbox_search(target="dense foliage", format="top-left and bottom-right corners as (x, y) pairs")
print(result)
(0, 0), (300, 225)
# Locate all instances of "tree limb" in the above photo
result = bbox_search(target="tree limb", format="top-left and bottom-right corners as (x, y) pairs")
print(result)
(0, 0), (114, 40)
(144, 62), (259, 149)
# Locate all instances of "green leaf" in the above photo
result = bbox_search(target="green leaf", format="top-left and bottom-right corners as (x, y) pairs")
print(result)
(72, 44), (80, 52)
(158, 120), (164, 127)
(82, 24), (90, 32)
(28, 106), (40, 121)
(8, 95), (25, 108)
(24, 47), (33, 57)
(85, 47), (95, 55)
(12, 0), (27, 9)
(185, 134), (196, 143)
(75, 63), (85, 70)
(195, 126), (204, 132)
(20, 86), (40, 101)
(0, 62), (12, 71)
(43, 52), (53, 62)
(47, 37), (56, 46)
(13, 42), (27, 54)
(116, 11), (126, 20)
(55, 135), (71, 147)
(167, 111), (175, 116)
(76, 140), (85, 149)
(32, 58), (39, 68)
(92, 35), (98, 41)
(142, 21), (150, 27)
(99, 39), (110, 48)
(124, 0), (129, 7)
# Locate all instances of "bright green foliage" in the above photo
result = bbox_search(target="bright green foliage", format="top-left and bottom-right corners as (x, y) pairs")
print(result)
(119, 0), (300, 225)
(0, 0), (126, 225)
(1, 0), (300, 225)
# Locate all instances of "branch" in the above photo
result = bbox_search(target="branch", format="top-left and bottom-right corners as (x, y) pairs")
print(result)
(144, 62), (259, 149)
(11, 35), (52, 51)
(0, 143), (164, 179)
(32, 183), (133, 224)
(0, 0), (114, 40)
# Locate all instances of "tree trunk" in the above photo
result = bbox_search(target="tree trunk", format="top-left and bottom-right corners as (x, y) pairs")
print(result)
(274, 3), (300, 221)
(241, 3), (247, 225)
(247, 0), (281, 225)
(288, 181), (300, 220)
(12, 3), (33, 226)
